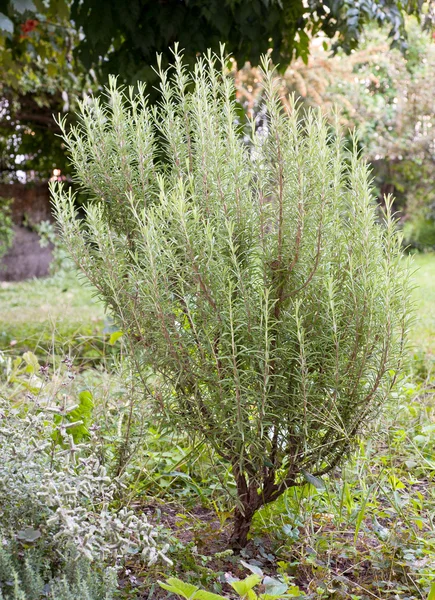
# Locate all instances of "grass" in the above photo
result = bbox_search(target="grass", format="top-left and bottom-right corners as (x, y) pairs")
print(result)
(0, 272), (108, 364)
(410, 253), (435, 361)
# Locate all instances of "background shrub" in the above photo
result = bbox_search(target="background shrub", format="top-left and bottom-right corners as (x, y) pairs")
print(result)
(0, 197), (14, 259)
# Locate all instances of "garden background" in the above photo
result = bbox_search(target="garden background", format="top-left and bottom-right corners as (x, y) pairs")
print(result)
(1, 1), (435, 599)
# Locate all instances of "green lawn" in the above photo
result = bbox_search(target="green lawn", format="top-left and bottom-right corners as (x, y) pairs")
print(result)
(410, 253), (435, 358)
(0, 273), (107, 362)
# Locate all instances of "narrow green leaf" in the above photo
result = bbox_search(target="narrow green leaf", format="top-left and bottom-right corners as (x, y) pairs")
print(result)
(354, 484), (375, 544)
(301, 469), (325, 490)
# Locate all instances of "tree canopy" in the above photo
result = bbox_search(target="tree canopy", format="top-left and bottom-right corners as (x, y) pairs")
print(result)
(0, 0), (93, 181)
(2, 0), (434, 82)
(0, 0), (434, 181)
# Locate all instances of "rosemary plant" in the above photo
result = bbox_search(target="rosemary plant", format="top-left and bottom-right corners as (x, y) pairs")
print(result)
(52, 48), (412, 548)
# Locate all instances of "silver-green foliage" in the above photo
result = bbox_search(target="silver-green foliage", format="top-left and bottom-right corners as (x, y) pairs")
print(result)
(52, 48), (412, 545)
(0, 541), (117, 600)
(0, 386), (167, 564)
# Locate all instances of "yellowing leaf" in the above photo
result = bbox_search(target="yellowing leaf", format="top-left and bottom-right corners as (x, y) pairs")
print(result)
(109, 330), (123, 345)
(22, 351), (39, 373)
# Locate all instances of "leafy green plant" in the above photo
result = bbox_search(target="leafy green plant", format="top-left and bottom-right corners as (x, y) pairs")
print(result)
(237, 20), (435, 253)
(2, 0), (432, 88)
(160, 564), (302, 600)
(52, 48), (412, 548)
(36, 219), (75, 275)
(0, 197), (13, 259)
(403, 214), (435, 251)
(0, 353), (169, 565)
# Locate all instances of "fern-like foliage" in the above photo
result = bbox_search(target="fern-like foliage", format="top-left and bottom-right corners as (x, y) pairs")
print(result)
(52, 47), (412, 547)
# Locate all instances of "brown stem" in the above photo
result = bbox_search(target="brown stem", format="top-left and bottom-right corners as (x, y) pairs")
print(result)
(229, 506), (256, 550)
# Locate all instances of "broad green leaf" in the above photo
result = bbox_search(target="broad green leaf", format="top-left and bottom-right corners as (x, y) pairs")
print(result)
(17, 528), (41, 542)
(428, 582), (435, 600)
(109, 330), (123, 345)
(260, 586), (302, 600)
(240, 560), (263, 576)
(66, 390), (94, 442)
(263, 576), (288, 596)
(231, 574), (261, 596)
(22, 351), (39, 374)
(194, 591), (226, 600)
(78, 390), (93, 416)
(49, 0), (70, 19)
(388, 474), (405, 490)
(158, 578), (199, 599)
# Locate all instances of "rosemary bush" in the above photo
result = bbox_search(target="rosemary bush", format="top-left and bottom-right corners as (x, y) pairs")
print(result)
(52, 49), (412, 547)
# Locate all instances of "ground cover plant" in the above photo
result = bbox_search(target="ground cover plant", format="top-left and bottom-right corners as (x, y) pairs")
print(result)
(0, 348), (171, 599)
(52, 47), (412, 551)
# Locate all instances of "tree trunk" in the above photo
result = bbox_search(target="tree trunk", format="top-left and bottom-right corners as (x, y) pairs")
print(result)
(229, 506), (255, 550)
